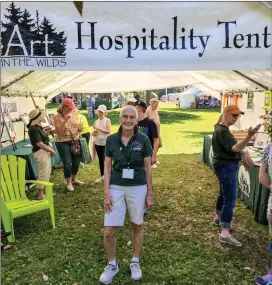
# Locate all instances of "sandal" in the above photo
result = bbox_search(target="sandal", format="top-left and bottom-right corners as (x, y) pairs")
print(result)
(37, 194), (45, 200)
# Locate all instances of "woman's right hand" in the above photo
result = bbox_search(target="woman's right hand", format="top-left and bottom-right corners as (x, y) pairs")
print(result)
(51, 150), (56, 157)
(65, 113), (72, 120)
(104, 193), (113, 213)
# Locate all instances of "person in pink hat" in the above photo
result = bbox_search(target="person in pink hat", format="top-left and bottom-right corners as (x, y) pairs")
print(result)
(53, 98), (84, 191)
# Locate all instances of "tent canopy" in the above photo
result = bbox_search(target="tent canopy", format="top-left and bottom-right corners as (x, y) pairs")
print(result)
(1, 70), (271, 100)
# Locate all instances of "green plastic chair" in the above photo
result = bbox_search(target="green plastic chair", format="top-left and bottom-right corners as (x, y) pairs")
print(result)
(1, 155), (56, 243)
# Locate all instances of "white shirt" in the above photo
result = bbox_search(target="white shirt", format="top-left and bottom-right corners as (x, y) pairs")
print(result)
(94, 117), (110, 146)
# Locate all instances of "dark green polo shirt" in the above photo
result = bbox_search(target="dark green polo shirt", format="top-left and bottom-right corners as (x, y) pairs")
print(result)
(28, 125), (50, 153)
(105, 127), (153, 186)
(212, 124), (242, 168)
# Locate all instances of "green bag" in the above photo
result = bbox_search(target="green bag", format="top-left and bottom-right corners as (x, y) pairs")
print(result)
(79, 137), (92, 164)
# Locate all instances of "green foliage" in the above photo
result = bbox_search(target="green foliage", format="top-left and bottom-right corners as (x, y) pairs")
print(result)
(2, 104), (269, 285)
(151, 87), (184, 98)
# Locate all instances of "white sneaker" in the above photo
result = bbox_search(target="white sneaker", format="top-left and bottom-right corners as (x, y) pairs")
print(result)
(66, 183), (74, 191)
(72, 179), (85, 185)
(156, 160), (160, 165)
(152, 164), (158, 169)
(95, 176), (103, 183)
(99, 263), (119, 284)
(130, 262), (142, 281)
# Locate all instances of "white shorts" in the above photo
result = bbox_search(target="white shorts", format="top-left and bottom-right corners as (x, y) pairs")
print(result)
(104, 184), (147, 226)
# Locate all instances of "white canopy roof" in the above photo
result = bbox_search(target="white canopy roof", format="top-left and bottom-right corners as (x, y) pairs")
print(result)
(1, 70), (271, 99)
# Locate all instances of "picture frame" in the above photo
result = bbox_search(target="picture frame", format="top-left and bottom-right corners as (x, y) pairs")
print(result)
(264, 90), (272, 109)
(247, 92), (254, 110)
(253, 132), (269, 149)
(1, 100), (20, 121)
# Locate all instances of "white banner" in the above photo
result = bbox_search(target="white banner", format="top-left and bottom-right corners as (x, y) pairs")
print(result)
(1, 2), (271, 71)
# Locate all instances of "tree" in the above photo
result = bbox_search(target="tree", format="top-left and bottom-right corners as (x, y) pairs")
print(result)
(30, 10), (45, 56)
(19, 9), (35, 55)
(1, 2), (23, 55)
(54, 30), (67, 56)
(1, 3), (67, 57)
(40, 16), (66, 56)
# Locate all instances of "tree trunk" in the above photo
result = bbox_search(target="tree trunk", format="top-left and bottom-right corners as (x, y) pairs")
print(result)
(146, 90), (152, 107)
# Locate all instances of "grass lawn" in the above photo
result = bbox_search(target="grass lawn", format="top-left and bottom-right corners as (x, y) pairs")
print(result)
(2, 103), (270, 285)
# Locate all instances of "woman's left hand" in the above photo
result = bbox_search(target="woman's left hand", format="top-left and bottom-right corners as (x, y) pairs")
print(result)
(145, 196), (153, 209)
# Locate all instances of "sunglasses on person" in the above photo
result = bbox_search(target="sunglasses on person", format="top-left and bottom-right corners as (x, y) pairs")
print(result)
(231, 113), (241, 118)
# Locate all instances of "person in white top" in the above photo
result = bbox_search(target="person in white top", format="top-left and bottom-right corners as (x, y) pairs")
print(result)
(146, 98), (162, 167)
(93, 105), (111, 182)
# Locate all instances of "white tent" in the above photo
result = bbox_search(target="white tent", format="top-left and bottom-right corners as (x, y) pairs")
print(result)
(178, 87), (202, 108)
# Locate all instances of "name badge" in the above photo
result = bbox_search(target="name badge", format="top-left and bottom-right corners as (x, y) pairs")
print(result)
(122, 169), (134, 179)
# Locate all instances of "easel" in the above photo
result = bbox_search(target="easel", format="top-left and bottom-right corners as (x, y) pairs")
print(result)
(1, 113), (17, 151)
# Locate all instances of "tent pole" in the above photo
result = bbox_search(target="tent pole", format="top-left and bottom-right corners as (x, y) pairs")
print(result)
(30, 92), (39, 109)
(232, 70), (269, 90)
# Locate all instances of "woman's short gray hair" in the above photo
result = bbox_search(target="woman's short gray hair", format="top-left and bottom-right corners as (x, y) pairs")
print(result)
(120, 105), (138, 120)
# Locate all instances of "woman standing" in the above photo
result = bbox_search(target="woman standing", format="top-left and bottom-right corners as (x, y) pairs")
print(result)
(255, 111), (272, 285)
(27, 109), (56, 200)
(53, 98), (84, 192)
(99, 106), (153, 284)
(93, 105), (111, 182)
(146, 98), (162, 166)
(212, 105), (261, 247)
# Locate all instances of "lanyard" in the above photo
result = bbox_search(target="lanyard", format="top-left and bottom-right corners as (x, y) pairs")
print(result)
(119, 138), (135, 169)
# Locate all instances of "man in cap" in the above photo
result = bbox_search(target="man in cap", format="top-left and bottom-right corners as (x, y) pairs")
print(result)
(212, 105), (262, 247)
(134, 100), (159, 166)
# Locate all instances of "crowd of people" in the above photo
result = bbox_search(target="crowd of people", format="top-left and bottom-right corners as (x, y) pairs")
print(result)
(24, 98), (272, 284)
(195, 95), (221, 109)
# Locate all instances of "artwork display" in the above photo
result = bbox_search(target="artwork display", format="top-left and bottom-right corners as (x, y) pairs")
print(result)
(253, 132), (269, 149)
(247, 92), (254, 110)
(264, 90), (272, 109)
(1, 100), (20, 122)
